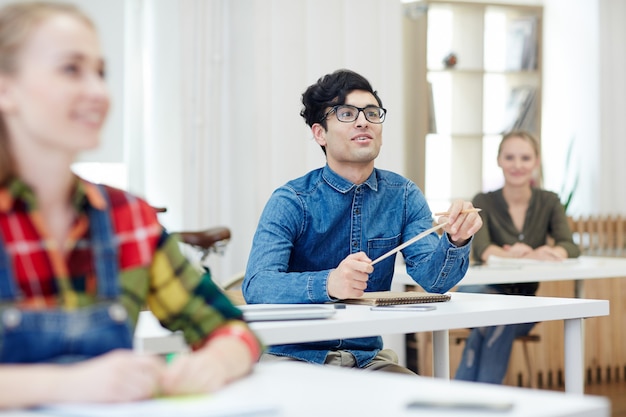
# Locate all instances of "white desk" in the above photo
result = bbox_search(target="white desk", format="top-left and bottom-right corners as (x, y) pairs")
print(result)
(394, 256), (624, 385)
(394, 256), (626, 287)
(18, 362), (609, 417)
(135, 292), (608, 394)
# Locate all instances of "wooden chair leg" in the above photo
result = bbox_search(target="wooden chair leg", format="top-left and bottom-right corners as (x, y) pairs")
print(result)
(517, 334), (541, 388)
(522, 339), (534, 388)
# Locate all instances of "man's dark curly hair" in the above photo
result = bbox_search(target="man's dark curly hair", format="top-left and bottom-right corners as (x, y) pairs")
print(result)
(300, 69), (383, 131)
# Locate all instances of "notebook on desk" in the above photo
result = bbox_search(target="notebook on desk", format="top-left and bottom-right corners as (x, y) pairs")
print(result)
(238, 304), (337, 322)
(342, 291), (451, 306)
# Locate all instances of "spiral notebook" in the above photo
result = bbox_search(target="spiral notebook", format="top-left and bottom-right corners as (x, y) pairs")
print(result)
(342, 291), (451, 306)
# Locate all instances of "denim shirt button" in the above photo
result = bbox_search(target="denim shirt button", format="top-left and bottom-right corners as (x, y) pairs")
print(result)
(108, 303), (128, 323)
(2, 308), (21, 329)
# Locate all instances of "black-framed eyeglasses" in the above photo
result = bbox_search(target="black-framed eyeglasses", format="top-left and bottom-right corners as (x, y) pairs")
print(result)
(321, 104), (387, 124)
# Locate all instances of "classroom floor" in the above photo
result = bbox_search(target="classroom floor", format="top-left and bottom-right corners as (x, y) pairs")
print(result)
(584, 380), (626, 417)
(528, 381), (625, 416)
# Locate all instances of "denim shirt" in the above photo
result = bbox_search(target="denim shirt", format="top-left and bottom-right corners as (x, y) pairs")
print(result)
(243, 165), (471, 366)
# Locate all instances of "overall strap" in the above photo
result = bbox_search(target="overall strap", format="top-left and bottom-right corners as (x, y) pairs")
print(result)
(87, 184), (120, 299)
(0, 234), (20, 301)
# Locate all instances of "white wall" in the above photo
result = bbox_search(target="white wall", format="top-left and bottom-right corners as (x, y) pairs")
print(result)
(541, 0), (626, 217)
(141, 0), (626, 279)
(121, 0), (404, 282)
(541, 0), (600, 216)
(226, 0), (404, 280)
(15, 0), (626, 278)
(598, 0), (626, 215)
(213, 0), (404, 280)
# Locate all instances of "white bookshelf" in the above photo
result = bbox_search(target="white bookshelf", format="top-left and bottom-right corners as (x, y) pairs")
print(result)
(403, 1), (542, 211)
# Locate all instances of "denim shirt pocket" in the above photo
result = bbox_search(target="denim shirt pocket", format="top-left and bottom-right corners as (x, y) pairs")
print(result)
(367, 234), (401, 289)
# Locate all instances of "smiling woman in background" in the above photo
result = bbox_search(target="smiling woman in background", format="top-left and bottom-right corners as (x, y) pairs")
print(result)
(0, 2), (260, 409)
(454, 130), (580, 384)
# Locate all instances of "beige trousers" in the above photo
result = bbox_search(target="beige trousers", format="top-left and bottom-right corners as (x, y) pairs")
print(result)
(260, 349), (416, 375)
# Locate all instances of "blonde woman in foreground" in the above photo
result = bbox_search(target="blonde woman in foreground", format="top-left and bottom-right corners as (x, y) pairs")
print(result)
(0, 2), (260, 409)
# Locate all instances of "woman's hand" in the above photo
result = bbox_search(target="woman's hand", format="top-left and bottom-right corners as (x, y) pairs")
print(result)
(61, 350), (166, 403)
(503, 242), (534, 258)
(502, 243), (567, 261)
(0, 350), (165, 408)
(160, 334), (255, 396)
(525, 245), (568, 261)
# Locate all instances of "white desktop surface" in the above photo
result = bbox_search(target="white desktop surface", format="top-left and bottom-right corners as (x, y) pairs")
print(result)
(135, 293), (608, 394)
(7, 362), (610, 417)
(247, 293), (607, 344)
(395, 256), (626, 287)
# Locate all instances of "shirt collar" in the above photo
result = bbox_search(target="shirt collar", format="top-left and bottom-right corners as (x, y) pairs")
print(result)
(0, 176), (108, 213)
(321, 164), (378, 193)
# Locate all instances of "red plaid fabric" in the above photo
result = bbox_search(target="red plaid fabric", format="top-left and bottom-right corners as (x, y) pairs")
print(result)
(0, 178), (160, 307)
(0, 177), (259, 352)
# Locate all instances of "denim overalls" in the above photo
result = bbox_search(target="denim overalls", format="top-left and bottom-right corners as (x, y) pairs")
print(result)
(0, 188), (133, 363)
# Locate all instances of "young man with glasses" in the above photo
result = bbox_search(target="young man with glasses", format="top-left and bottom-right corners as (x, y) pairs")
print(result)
(243, 69), (482, 374)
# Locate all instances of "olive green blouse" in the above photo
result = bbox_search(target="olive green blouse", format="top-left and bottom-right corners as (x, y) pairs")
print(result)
(471, 188), (580, 295)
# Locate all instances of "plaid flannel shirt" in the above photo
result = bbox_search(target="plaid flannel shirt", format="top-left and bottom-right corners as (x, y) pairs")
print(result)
(0, 177), (252, 349)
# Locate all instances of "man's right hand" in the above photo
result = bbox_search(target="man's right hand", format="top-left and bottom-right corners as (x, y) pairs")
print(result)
(327, 252), (373, 299)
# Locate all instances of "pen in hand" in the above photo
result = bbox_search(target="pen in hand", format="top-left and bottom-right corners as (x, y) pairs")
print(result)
(370, 208), (481, 266)
(370, 222), (448, 265)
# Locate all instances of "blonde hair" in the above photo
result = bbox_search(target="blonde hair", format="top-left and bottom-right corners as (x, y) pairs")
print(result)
(0, 2), (94, 186)
(498, 130), (540, 158)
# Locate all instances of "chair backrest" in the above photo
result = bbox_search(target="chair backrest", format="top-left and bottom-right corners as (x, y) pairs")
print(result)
(173, 226), (243, 304)
(174, 227), (231, 261)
